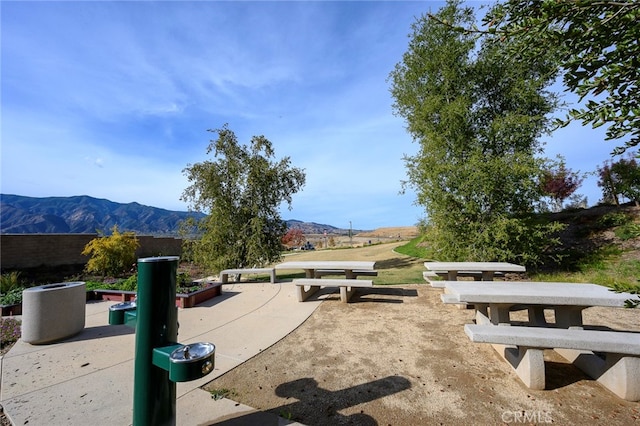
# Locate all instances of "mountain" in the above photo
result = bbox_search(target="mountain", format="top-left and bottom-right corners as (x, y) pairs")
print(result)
(0, 194), (204, 235)
(0, 194), (356, 235)
(284, 219), (363, 235)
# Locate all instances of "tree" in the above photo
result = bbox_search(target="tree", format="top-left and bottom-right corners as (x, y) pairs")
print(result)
(482, 1), (640, 154)
(82, 225), (139, 277)
(597, 161), (620, 206)
(597, 153), (640, 206)
(282, 228), (305, 249)
(181, 125), (305, 272)
(389, 0), (563, 264)
(539, 157), (584, 212)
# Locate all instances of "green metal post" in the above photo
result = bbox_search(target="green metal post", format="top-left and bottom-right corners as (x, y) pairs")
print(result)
(133, 256), (179, 426)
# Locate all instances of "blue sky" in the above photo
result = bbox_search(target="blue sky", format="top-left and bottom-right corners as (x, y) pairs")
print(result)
(1, 1), (624, 230)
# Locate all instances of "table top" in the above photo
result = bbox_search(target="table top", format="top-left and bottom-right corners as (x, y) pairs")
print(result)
(424, 262), (526, 273)
(443, 281), (636, 308)
(275, 261), (376, 270)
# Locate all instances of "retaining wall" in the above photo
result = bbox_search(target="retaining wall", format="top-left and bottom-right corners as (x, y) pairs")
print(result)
(0, 234), (183, 269)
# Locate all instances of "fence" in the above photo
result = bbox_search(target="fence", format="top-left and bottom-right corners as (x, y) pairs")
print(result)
(0, 234), (183, 269)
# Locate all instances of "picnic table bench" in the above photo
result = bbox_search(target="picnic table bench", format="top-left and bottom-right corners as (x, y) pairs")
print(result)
(424, 270), (505, 287)
(293, 278), (373, 303)
(314, 269), (378, 279)
(464, 324), (640, 400)
(443, 281), (640, 400)
(220, 268), (276, 284)
(276, 261), (376, 303)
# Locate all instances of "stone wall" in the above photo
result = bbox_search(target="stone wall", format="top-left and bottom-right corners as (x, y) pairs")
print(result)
(0, 234), (183, 269)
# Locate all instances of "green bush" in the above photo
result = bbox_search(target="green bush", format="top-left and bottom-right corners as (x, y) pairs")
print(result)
(0, 287), (25, 306)
(1, 271), (23, 294)
(596, 211), (631, 228)
(85, 281), (112, 291)
(609, 282), (640, 308)
(615, 223), (640, 241)
(422, 215), (565, 268)
(82, 225), (139, 277)
(120, 274), (138, 291)
(85, 275), (137, 292)
(85, 272), (201, 293)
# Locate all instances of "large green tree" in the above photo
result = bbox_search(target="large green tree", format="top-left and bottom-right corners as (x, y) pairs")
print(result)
(389, 0), (562, 264)
(181, 125), (305, 272)
(483, 1), (640, 154)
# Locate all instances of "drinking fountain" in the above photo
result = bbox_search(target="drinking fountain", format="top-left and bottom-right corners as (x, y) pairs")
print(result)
(108, 256), (215, 426)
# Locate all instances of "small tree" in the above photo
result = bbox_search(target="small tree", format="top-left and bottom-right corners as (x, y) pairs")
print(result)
(282, 228), (305, 249)
(597, 154), (640, 206)
(540, 158), (584, 212)
(181, 124), (305, 272)
(82, 225), (139, 277)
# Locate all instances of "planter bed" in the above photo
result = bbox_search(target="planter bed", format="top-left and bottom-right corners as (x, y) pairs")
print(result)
(175, 283), (223, 308)
(88, 282), (222, 308)
(1, 303), (22, 317)
(90, 289), (137, 302)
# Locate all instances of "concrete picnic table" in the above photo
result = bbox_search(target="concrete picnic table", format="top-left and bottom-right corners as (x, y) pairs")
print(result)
(424, 261), (526, 281)
(442, 281), (633, 327)
(442, 280), (640, 399)
(275, 261), (376, 279)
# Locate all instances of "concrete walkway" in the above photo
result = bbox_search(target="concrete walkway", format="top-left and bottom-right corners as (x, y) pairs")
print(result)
(0, 282), (321, 425)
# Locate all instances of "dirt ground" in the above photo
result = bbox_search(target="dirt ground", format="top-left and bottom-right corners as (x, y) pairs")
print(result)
(203, 246), (640, 425)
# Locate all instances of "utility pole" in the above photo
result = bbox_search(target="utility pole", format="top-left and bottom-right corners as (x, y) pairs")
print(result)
(349, 221), (353, 246)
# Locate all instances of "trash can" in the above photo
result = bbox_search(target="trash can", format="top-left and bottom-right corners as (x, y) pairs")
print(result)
(22, 282), (86, 344)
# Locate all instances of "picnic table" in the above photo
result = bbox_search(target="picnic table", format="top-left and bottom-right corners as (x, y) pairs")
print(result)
(275, 261), (376, 279)
(442, 281), (633, 327)
(424, 261), (525, 281)
(442, 280), (640, 400)
(275, 261), (377, 303)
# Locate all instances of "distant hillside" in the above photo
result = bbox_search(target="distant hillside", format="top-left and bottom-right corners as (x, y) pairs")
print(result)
(356, 226), (419, 239)
(0, 194), (354, 236)
(284, 219), (365, 235)
(0, 194), (206, 235)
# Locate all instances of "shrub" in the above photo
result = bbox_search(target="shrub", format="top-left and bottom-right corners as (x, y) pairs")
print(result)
(0, 287), (25, 306)
(119, 274), (138, 291)
(615, 223), (640, 241)
(177, 272), (192, 287)
(85, 275), (137, 292)
(596, 211), (631, 228)
(610, 282), (640, 308)
(1, 317), (22, 347)
(85, 272), (202, 293)
(85, 281), (113, 291)
(82, 225), (139, 277)
(1, 271), (23, 294)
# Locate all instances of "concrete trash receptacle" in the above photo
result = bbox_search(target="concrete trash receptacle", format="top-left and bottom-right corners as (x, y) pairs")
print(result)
(22, 282), (86, 344)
